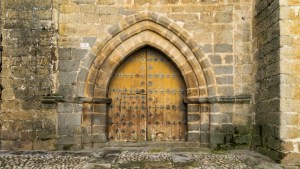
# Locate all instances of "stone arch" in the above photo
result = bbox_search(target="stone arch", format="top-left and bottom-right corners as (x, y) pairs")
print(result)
(83, 11), (216, 99)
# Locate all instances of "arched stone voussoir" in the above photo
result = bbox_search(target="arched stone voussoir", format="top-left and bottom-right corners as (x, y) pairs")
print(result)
(93, 31), (200, 97)
(97, 21), (204, 82)
(83, 12), (216, 98)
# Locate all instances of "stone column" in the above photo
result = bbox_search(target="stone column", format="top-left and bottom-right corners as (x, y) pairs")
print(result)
(187, 104), (200, 143)
(200, 104), (210, 148)
(91, 103), (107, 148)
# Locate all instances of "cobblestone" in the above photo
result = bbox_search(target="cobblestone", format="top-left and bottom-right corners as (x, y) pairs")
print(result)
(0, 149), (282, 169)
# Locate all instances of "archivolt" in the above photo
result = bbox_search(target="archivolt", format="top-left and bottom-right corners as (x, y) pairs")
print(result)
(83, 12), (216, 99)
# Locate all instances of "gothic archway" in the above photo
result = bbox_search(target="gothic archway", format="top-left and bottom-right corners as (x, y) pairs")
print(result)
(82, 12), (214, 146)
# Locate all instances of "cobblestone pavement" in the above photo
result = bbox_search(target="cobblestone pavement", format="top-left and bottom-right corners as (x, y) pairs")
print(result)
(0, 148), (282, 169)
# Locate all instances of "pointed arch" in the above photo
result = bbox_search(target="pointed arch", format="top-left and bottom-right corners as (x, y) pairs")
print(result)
(83, 11), (216, 99)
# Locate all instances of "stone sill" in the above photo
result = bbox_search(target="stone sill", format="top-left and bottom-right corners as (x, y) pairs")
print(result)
(42, 96), (112, 104)
(42, 95), (251, 104)
(185, 95), (252, 104)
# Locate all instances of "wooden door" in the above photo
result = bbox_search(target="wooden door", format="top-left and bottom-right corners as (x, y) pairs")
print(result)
(108, 47), (186, 142)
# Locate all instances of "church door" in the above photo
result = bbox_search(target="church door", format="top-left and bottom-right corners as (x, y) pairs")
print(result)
(108, 47), (187, 142)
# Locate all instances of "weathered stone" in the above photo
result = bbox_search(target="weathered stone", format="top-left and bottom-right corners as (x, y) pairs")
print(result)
(187, 132), (200, 142)
(58, 60), (81, 72)
(58, 71), (77, 85)
(214, 44), (233, 53)
(92, 134), (107, 143)
(214, 66), (233, 75)
(0, 1), (299, 166)
(209, 55), (221, 64)
(216, 76), (233, 85)
(188, 114), (200, 122)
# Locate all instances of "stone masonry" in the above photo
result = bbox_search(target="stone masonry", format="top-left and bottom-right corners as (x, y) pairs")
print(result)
(0, 0), (57, 150)
(0, 0), (299, 168)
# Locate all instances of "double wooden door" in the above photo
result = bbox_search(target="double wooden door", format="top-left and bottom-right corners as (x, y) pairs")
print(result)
(108, 47), (186, 142)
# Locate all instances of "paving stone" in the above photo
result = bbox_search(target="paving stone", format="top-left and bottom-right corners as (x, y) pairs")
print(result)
(0, 149), (282, 169)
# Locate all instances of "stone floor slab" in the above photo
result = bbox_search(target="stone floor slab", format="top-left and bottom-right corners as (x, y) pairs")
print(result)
(0, 149), (283, 169)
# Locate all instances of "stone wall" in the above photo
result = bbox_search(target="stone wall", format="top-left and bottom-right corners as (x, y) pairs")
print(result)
(56, 0), (254, 149)
(0, 0), (255, 150)
(0, 0), (57, 150)
(254, 0), (300, 167)
(279, 0), (300, 167)
(253, 0), (281, 161)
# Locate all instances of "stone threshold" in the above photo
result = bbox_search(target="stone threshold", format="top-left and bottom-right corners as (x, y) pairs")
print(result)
(105, 141), (200, 148)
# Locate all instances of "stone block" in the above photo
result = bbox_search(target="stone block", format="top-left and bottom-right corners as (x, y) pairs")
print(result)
(71, 48), (88, 60)
(1, 88), (15, 100)
(96, 0), (115, 5)
(281, 112), (299, 125)
(77, 68), (88, 82)
(216, 76), (233, 84)
(235, 125), (253, 135)
(20, 131), (36, 141)
(96, 6), (119, 15)
(58, 103), (73, 113)
(58, 71), (77, 85)
(200, 133), (210, 143)
(209, 55), (222, 64)
(217, 86), (234, 96)
(188, 114), (200, 122)
(200, 44), (212, 53)
(242, 64), (253, 74)
(214, 44), (233, 53)
(33, 140), (56, 150)
(58, 60), (80, 72)
(214, 31), (233, 44)
(188, 124), (200, 131)
(59, 4), (80, 13)
(188, 104), (199, 112)
(91, 114), (106, 125)
(281, 126), (300, 139)
(22, 101), (41, 110)
(220, 124), (234, 134)
(1, 130), (19, 141)
(210, 133), (225, 144)
(92, 134), (107, 143)
(282, 153), (300, 166)
(194, 30), (212, 43)
(234, 114), (252, 125)
(18, 141), (33, 150)
(215, 11), (233, 23)
(65, 114), (82, 126)
(92, 125), (106, 134)
(57, 124), (66, 136)
(94, 104), (107, 113)
(288, 0), (300, 6)
(281, 141), (295, 152)
(59, 136), (75, 145)
(169, 14), (199, 24)
(210, 113), (232, 124)
(214, 65), (233, 75)
(1, 141), (18, 150)
(58, 85), (75, 97)
(234, 135), (251, 145)
(187, 132), (200, 142)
